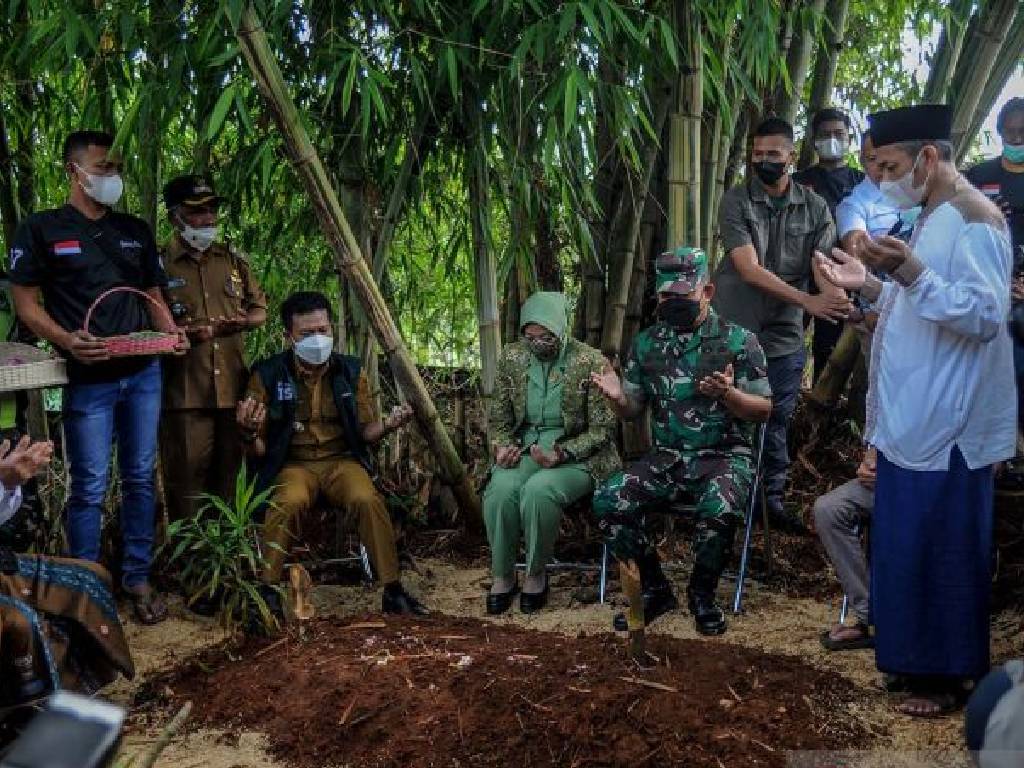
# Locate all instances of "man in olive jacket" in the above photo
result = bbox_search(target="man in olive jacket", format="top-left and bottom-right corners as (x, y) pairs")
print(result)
(483, 291), (619, 615)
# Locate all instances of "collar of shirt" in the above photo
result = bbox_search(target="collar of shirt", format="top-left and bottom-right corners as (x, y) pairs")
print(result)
(747, 173), (810, 207)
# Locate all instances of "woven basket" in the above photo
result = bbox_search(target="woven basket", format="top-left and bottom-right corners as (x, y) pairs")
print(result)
(84, 287), (180, 357)
(0, 342), (68, 393)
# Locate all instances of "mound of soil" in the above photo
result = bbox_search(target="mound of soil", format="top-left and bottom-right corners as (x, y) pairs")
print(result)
(155, 614), (865, 768)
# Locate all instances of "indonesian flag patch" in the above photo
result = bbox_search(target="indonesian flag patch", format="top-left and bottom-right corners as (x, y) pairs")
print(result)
(52, 240), (82, 256)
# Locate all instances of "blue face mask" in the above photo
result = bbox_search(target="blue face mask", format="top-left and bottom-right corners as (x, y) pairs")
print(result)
(1004, 143), (1024, 164)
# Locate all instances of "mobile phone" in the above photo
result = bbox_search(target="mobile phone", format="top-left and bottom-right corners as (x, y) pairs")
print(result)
(0, 692), (125, 768)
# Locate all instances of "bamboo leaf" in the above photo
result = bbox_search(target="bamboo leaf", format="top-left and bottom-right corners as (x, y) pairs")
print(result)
(206, 83), (237, 140)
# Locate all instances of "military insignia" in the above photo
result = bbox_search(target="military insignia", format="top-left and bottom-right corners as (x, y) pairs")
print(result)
(293, 421), (305, 433)
(225, 276), (241, 298)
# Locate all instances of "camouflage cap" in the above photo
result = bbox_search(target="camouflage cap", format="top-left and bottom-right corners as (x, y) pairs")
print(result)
(655, 247), (708, 294)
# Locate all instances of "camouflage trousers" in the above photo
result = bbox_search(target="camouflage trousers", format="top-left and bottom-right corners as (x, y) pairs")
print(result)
(592, 448), (754, 576)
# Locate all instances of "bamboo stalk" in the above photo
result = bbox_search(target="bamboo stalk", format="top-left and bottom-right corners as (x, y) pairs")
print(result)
(136, 701), (192, 768)
(922, 0), (972, 104)
(233, 4), (479, 519)
(795, 0), (851, 170)
(949, 0), (1019, 156)
(775, 0), (828, 125)
(466, 139), (501, 401)
(958, 8), (1024, 163)
(600, 87), (671, 360)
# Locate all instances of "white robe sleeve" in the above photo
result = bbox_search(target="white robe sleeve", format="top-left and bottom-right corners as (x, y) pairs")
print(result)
(900, 222), (1010, 342)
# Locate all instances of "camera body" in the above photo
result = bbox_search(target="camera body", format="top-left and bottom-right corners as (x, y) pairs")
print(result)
(0, 692), (124, 768)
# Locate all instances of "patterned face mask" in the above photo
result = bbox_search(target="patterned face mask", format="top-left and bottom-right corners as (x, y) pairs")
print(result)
(525, 333), (561, 360)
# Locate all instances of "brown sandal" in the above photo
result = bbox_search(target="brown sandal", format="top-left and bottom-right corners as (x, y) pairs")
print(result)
(128, 587), (168, 625)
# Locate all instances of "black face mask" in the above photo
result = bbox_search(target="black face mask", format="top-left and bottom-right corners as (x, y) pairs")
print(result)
(657, 296), (703, 330)
(753, 160), (787, 186)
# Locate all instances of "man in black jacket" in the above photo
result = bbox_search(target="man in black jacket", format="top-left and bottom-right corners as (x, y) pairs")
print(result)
(238, 291), (426, 615)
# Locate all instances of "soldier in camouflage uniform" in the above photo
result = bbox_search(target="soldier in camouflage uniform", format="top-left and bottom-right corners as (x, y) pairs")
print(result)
(591, 248), (772, 635)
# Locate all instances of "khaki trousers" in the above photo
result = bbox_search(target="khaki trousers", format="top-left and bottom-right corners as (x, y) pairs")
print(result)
(161, 409), (243, 523)
(261, 458), (399, 585)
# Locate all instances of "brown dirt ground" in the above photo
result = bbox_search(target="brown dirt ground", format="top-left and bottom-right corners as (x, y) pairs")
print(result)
(108, 558), (1024, 768)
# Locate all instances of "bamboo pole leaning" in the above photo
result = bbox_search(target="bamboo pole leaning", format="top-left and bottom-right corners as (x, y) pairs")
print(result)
(232, 4), (480, 520)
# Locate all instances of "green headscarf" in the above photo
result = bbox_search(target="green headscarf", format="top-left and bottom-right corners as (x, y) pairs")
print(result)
(519, 291), (568, 340)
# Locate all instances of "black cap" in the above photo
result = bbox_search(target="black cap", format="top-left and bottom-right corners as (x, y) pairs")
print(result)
(162, 174), (222, 210)
(867, 105), (952, 148)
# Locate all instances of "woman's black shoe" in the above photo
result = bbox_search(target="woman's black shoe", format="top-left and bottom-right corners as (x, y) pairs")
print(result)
(519, 580), (549, 614)
(486, 581), (518, 615)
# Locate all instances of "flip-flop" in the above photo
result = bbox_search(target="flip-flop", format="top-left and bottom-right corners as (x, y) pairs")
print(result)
(129, 589), (168, 625)
(896, 692), (963, 718)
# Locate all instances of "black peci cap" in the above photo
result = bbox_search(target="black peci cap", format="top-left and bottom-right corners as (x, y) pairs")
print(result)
(867, 105), (952, 148)
(162, 174), (222, 210)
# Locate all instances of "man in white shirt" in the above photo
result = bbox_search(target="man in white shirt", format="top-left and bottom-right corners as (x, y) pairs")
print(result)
(816, 104), (1016, 718)
(836, 132), (905, 250)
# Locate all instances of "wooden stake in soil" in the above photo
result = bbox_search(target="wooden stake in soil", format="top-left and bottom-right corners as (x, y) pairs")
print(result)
(232, 4), (480, 522)
(620, 559), (654, 667)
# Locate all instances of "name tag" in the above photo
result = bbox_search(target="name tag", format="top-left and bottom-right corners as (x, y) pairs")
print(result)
(276, 382), (295, 402)
(120, 239), (143, 249)
(167, 277), (187, 289)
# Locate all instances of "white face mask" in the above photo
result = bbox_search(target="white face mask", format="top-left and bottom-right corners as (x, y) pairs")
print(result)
(293, 333), (333, 366)
(74, 164), (123, 206)
(815, 137), (845, 161)
(879, 152), (928, 211)
(176, 215), (218, 252)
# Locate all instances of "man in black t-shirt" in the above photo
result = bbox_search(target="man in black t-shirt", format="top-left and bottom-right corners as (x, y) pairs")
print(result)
(8, 130), (184, 624)
(794, 108), (864, 382)
(966, 98), (1024, 438)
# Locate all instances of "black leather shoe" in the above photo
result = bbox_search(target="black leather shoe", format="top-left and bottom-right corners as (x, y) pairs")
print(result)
(519, 580), (549, 614)
(612, 586), (678, 631)
(382, 585), (430, 616)
(486, 584), (517, 615)
(687, 590), (727, 636)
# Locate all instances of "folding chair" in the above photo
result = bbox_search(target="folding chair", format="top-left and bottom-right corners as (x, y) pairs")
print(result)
(731, 423), (768, 613)
(591, 423), (768, 609)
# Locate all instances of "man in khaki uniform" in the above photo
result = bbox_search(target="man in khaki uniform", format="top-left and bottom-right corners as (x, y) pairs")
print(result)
(237, 291), (428, 616)
(159, 175), (267, 523)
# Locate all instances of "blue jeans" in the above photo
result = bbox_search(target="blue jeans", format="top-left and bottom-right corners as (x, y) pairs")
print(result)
(763, 349), (806, 503)
(63, 360), (162, 588)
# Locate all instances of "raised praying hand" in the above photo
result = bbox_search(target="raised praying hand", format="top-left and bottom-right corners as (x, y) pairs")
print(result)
(814, 248), (867, 291)
(698, 363), (734, 401)
(384, 404), (414, 431)
(0, 435), (53, 488)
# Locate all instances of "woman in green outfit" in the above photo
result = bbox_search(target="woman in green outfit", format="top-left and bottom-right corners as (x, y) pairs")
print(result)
(484, 291), (619, 614)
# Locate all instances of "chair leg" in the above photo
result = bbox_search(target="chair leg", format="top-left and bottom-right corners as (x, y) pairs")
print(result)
(359, 543), (374, 583)
(599, 543), (609, 604)
(733, 487), (760, 614)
